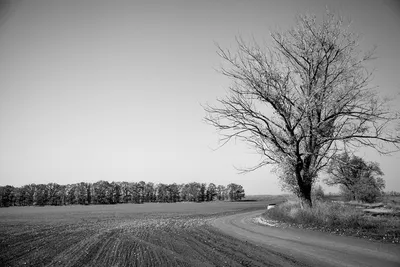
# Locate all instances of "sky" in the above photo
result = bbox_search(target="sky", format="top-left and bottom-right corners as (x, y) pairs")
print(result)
(0, 0), (399, 195)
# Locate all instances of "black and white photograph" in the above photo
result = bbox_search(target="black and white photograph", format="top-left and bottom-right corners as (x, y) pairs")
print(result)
(1, 0), (399, 266)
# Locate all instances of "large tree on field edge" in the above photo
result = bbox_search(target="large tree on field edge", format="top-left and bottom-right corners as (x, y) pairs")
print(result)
(203, 11), (399, 208)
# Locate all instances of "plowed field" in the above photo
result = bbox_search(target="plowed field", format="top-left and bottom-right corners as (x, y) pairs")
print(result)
(0, 200), (302, 267)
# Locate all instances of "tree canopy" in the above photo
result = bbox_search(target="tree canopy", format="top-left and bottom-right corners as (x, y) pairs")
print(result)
(204, 11), (399, 207)
(326, 152), (385, 203)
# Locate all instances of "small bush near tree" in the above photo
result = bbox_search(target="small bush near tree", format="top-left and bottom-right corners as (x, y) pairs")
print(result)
(312, 185), (325, 202)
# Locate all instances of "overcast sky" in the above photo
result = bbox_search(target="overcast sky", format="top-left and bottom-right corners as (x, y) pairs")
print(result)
(0, 0), (399, 194)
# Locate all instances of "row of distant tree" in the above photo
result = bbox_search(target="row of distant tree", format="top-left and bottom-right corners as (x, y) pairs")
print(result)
(385, 191), (400, 196)
(0, 181), (245, 207)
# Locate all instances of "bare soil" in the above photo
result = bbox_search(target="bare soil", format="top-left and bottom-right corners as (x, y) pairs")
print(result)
(1, 199), (298, 267)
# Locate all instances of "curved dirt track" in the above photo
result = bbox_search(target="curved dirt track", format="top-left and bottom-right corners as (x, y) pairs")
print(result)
(211, 210), (400, 267)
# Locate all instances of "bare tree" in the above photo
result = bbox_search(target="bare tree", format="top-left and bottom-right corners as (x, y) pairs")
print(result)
(204, 11), (399, 207)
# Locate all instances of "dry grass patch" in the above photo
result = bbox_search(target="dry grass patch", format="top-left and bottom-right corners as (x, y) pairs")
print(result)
(263, 200), (400, 243)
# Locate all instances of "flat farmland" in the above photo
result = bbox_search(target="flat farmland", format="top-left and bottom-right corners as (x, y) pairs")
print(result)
(0, 198), (293, 267)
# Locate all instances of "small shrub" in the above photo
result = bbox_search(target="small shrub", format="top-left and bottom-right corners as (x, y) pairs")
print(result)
(341, 188), (355, 202)
(288, 206), (300, 219)
(358, 186), (382, 203)
(312, 185), (325, 201)
(266, 201), (298, 223)
(297, 208), (323, 226)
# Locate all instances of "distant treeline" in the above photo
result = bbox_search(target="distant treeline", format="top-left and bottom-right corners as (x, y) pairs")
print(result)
(384, 191), (400, 196)
(0, 181), (245, 207)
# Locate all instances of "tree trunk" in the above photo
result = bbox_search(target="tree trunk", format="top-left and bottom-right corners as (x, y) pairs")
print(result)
(299, 184), (312, 208)
(295, 162), (313, 208)
(295, 172), (313, 208)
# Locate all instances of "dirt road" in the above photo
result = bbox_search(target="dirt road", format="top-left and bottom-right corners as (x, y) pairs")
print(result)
(211, 210), (400, 267)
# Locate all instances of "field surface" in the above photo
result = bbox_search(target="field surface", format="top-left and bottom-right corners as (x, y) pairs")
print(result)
(2, 199), (399, 267)
(0, 199), (298, 267)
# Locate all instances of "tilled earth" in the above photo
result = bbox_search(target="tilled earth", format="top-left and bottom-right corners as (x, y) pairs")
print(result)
(0, 201), (300, 267)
